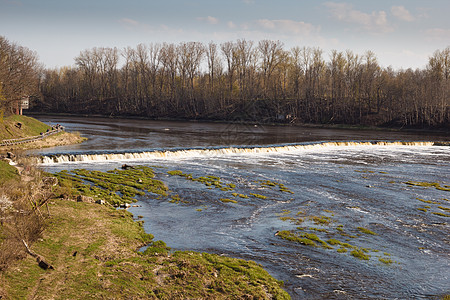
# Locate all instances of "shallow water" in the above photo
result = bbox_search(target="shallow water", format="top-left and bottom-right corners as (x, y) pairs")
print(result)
(29, 115), (450, 299)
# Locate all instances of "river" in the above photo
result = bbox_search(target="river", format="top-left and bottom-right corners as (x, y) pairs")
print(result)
(28, 115), (450, 299)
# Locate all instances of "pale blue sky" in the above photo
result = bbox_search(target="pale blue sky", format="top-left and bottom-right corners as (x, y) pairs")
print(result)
(1, 0), (449, 69)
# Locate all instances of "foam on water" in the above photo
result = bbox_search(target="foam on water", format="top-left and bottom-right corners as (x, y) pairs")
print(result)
(39, 140), (435, 164)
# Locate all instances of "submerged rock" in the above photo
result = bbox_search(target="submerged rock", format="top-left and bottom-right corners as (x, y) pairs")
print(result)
(77, 195), (94, 203)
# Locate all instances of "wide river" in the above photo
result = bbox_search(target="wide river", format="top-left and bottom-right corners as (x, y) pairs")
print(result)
(28, 115), (450, 299)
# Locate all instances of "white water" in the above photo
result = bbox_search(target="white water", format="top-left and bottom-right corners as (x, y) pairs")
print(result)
(40, 140), (435, 164)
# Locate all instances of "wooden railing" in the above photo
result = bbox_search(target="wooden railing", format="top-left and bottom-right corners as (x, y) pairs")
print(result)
(0, 126), (65, 147)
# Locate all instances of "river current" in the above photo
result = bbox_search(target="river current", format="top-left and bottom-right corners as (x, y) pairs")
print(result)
(28, 115), (450, 299)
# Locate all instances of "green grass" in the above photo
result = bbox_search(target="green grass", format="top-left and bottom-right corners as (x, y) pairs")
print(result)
(0, 160), (19, 184)
(0, 115), (51, 140)
(2, 196), (289, 299)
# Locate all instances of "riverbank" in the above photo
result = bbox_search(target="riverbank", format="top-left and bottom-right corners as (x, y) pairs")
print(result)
(0, 115), (86, 153)
(0, 164), (289, 299)
(0, 196), (289, 298)
(0, 133), (290, 298)
(27, 112), (450, 135)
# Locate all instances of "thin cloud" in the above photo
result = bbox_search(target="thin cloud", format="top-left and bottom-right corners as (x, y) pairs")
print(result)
(197, 16), (219, 25)
(120, 18), (139, 27)
(325, 2), (393, 33)
(227, 21), (237, 29)
(424, 28), (450, 42)
(391, 6), (414, 22)
(255, 19), (319, 36)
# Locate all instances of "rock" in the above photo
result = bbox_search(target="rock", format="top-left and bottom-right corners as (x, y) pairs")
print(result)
(137, 178), (143, 183)
(95, 199), (106, 205)
(77, 195), (94, 203)
(42, 177), (58, 187)
(36, 256), (54, 270)
(121, 164), (133, 170)
(6, 152), (15, 159)
(119, 203), (131, 209)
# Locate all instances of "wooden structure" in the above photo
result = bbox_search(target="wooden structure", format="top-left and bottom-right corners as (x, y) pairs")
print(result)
(14, 96), (29, 115)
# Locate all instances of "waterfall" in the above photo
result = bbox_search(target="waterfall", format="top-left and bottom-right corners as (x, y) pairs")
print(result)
(39, 141), (436, 165)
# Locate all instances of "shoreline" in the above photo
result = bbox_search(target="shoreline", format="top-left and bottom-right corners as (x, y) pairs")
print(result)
(27, 112), (450, 135)
(0, 115), (290, 298)
(0, 162), (290, 299)
(0, 131), (86, 153)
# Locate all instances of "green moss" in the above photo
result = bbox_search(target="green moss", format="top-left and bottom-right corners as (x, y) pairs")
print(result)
(378, 257), (393, 265)
(55, 166), (168, 206)
(309, 215), (331, 225)
(309, 227), (329, 233)
(220, 198), (238, 204)
(405, 181), (450, 191)
(417, 207), (428, 212)
(167, 170), (183, 176)
(301, 232), (332, 249)
(417, 198), (439, 204)
(438, 206), (450, 211)
(277, 210), (291, 216)
(249, 193), (267, 199)
(326, 239), (355, 249)
(170, 194), (181, 203)
(432, 212), (450, 217)
(337, 247), (347, 253)
(276, 230), (316, 246)
(258, 180), (293, 194)
(355, 169), (375, 174)
(350, 249), (370, 260)
(357, 227), (377, 235)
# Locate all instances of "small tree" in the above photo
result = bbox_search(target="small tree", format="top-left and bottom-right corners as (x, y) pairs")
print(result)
(0, 83), (6, 124)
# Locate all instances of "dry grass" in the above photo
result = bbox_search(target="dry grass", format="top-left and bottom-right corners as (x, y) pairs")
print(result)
(0, 162), (289, 299)
(0, 131), (86, 152)
(0, 159), (54, 271)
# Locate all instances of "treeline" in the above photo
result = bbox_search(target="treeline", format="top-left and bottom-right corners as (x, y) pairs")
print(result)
(0, 36), (42, 117)
(2, 35), (448, 127)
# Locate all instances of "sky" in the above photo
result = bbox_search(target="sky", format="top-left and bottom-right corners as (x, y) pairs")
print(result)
(1, 0), (449, 70)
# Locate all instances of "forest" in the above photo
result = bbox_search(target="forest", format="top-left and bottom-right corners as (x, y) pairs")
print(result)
(1, 36), (449, 127)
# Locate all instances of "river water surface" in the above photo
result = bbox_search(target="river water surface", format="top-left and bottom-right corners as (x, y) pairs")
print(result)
(28, 115), (450, 299)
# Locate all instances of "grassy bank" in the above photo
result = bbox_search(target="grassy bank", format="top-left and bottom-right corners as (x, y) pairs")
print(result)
(1, 198), (288, 299)
(0, 115), (50, 140)
(0, 160), (19, 184)
(0, 114), (86, 152)
(0, 163), (289, 299)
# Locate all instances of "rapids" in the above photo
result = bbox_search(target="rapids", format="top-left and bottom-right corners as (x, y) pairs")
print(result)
(28, 115), (450, 299)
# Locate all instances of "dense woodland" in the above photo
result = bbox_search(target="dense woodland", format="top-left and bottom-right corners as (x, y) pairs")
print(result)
(0, 36), (42, 118)
(1, 36), (449, 127)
